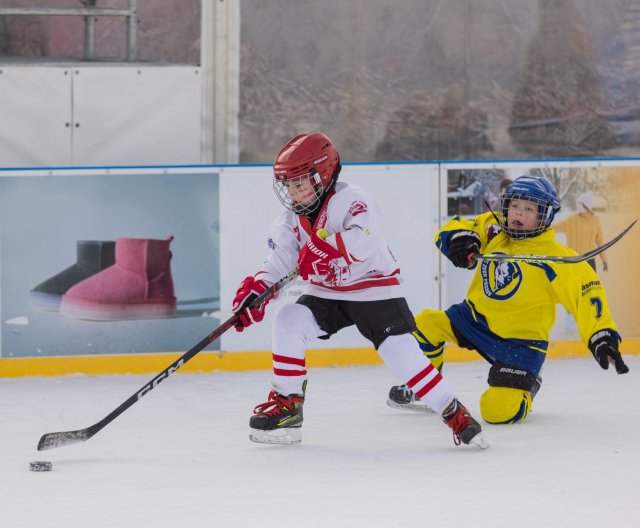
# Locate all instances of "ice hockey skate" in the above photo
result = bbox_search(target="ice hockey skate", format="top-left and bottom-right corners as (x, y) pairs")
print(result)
(249, 384), (305, 445)
(442, 398), (489, 449)
(386, 384), (435, 413)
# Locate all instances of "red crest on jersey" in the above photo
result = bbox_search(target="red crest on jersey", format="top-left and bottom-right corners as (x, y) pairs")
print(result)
(349, 201), (368, 216)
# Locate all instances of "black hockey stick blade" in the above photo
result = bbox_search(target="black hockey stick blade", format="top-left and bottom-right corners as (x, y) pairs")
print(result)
(38, 427), (95, 451)
(37, 268), (300, 451)
(474, 220), (636, 264)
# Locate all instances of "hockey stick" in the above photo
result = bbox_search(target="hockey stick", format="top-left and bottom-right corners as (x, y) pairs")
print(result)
(37, 267), (300, 451)
(473, 219), (636, 264)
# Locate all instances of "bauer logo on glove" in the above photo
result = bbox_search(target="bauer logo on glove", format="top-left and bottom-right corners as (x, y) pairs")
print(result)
(298, 229), (346, 281)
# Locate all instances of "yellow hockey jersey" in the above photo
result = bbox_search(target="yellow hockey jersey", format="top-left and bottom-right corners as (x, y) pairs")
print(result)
(436, 213), (618, 372)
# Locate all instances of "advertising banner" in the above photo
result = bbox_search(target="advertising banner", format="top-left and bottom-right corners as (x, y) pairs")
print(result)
(1, 160), (638, 374)
(0, 168), (220, 358)
(442, 161), (640, 341)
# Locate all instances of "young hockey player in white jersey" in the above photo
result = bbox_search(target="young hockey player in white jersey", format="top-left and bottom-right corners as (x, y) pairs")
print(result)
(232, 132), (488, 448)
(387, 176), (629, 424)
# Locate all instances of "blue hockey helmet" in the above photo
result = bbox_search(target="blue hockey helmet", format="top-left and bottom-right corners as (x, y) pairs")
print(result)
(500, 176), (561, 239)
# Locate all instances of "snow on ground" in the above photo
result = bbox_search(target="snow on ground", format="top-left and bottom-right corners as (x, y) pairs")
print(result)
(1, 357), (639, 528)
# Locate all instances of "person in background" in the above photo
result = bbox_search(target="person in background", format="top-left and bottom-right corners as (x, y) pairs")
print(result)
(499, 178), (513, 198)
(232, 132), (488, 448)
(387, 176), (628, 425)
(485, 177), (513, 212)
(554, 191), (608, 272)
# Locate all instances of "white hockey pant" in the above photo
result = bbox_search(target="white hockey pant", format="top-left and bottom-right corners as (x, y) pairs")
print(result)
(378, 333), (455, 414)
(271, 303), (456, 413)
(271, 303), (322, 396)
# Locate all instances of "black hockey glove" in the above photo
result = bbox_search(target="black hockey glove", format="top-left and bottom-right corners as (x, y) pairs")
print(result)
(447, 231), (481, 269)
(588, 330), (629, 374)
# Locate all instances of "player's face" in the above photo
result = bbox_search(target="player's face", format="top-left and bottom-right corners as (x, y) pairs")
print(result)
(285, 174), (317, 206)
(507, 198), (541, 231)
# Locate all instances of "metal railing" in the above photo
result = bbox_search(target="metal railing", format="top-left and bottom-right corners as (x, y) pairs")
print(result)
(0, 0), (138, 61)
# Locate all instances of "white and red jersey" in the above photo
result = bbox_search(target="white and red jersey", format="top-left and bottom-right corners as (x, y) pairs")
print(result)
(255, 181), (403, 301)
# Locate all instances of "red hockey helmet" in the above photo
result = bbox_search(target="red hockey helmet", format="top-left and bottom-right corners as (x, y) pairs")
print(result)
(273, 133), (341, 215)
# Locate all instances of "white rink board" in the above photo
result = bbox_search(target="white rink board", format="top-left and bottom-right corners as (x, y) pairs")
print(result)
(219, 163), (442, 352)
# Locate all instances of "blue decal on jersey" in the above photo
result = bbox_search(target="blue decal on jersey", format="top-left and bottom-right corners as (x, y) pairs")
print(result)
(480, 259), (522, 300)
(414, 328), (444, 352)
(267, 237), (277, 251)
(445, 300), (547, 375)
(590, 296), (603, 319)
(526, 261), (557, 282)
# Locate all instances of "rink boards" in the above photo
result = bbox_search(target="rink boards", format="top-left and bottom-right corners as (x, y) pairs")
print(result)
(1, 159), (639, 376)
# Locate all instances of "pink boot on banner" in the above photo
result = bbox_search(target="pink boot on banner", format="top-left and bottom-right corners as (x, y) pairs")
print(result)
(60, 237), (177, 321)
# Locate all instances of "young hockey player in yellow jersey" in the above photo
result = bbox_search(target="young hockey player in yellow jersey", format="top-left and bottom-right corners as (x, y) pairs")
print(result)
(387, 176), (629, 424)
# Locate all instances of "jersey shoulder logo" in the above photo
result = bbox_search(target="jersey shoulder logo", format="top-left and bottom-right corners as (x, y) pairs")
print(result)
(486, 224), (502, 242)
(480, 259), (522, 300)
(349, 201), (368, 217)
(291, 225), (301, 243)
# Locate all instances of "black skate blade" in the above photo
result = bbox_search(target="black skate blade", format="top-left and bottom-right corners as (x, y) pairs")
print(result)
(249, 427), (301, 445)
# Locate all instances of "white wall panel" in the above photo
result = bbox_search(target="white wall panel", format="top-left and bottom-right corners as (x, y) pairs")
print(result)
(71, 67), (202, 166)
(0, 67), (72, 167)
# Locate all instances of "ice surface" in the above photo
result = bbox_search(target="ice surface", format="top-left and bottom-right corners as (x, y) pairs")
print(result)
(1, 357), (638, 527)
